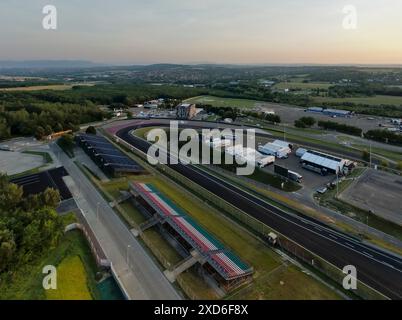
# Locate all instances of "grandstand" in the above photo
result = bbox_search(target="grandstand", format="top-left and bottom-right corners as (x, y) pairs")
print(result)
(130, 182), (253, 291)
(11, 166), (72, 201)
(75, 134), (145, 177)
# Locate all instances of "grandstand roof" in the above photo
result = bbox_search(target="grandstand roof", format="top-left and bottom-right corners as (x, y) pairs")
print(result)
(76, 134), (143, 173)
(131, 182), (253, 280)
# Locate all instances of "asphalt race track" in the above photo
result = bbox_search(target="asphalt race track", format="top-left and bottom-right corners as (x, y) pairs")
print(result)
(115, 121), (402, 299)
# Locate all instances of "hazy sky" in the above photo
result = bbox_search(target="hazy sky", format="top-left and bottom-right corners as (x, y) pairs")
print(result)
(1, 0), (402, 65)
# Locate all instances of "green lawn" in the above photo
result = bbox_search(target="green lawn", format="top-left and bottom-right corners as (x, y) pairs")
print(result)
(46, 255), (92, 300)
(314, 95), (402, 106)
(184, 95), (261, 109)
(0, 229), (101, 300)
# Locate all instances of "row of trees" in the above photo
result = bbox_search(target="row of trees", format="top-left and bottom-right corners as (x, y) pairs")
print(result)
(294, 116), (316, 128)
(0, 174), (63, 274)
(242, 110), (281, 124)
(365, 129), (402, 146)
(317, 120), (362, 136)
(0, 101), (108, 141)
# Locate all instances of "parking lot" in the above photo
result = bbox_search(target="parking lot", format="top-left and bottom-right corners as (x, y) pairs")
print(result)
(0, 150), (44, 176)
(339, 169), (402, 225)
(255, 137), (336, 191)
(253, 103), (397, 132)
(262, 152), (335, 191)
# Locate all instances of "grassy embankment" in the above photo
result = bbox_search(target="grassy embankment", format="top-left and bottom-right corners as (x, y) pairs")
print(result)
(0, 214), (101, 300)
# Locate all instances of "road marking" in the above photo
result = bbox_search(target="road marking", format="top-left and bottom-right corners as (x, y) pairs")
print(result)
(363, 252), (374, 258)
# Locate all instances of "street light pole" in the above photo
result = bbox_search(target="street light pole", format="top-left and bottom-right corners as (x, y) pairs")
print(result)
(96, 202), (100, 222)
(283, 125), (286, 141)
(336, 166), (339, 198)
(126, 244), (131, 266)
(369, 142), (372, 169)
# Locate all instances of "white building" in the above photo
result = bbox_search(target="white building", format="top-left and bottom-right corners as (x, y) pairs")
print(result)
(258, 140), (291, 159)
(301, 150), (346, 175)
(226, 145), (275, 168)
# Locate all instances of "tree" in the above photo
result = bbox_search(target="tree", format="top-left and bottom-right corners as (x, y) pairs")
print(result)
(300, 116), (316, 127)
(86, 126), (97, 135)
(41, 188), (61, 208)
(44, 125), (53, 136)
(295, 116), (315, 128)
(294, 119), (307, 128)
(0, 228), (16, 272)
(380, 159), (389, 168)
(0, 175), (23, 212)
(397, 161), (402, 171)
(0, 118), (10, 140)
(265, 114), (281, 124)
(34, 126), (46, 140)
(54, 122), (63, 133)
(362, 150), (370, 162)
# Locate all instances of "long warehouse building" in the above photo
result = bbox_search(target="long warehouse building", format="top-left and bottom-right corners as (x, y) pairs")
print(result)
(300, 150), (346, 175)
(75, 133), (145, 176)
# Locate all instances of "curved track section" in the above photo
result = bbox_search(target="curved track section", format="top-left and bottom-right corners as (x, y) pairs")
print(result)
(115, 121), (402, 299)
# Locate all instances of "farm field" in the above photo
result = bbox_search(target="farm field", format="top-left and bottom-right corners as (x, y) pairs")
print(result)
(0, 83), (95, 92)
(313, 95), (402, 106)
(273, 82), (332, 90)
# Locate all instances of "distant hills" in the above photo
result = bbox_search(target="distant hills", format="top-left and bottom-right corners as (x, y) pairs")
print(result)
(0, 60), (105, 69)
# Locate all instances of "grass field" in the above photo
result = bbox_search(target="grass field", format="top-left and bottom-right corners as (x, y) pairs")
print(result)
(46, 256), (92, 300)
(313, 95), (402, 106)
(273, 82), (332, 90)
(0, 228), (101, 300)
(0, 83), (95, 92)
(184, 95), (261, 109)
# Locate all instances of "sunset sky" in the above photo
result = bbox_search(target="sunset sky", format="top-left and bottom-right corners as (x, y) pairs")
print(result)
(1, 0), (401, 65)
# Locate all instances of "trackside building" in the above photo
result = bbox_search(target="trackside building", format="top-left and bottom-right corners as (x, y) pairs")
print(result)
(300, 150), (346, 175)
(75, 133), (145, 177)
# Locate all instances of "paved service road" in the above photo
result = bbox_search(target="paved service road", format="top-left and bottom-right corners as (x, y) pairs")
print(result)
(116, 121), (402, 299)
(51, 142), (181, 300)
